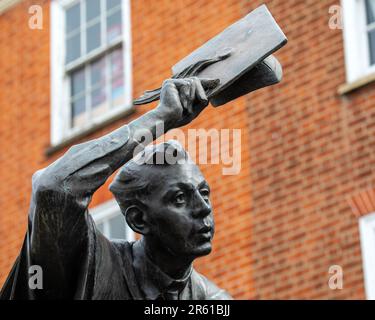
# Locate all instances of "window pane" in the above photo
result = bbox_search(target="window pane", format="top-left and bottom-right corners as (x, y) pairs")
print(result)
(90, 57), (107, 115)
(90, 57), (105, 86)
(66, 33), (81, 63)
(107, 10), (122, 42)
(368, 30), (375, 65)
(110, 47), (123, 79)
(366, 0), (375, 24)
(108, 214), (126, 239)
(86, 22), (101, 53)
(110, 48), (124, 107)
(106, 0), (122, 10)
(91, 87), (107, 109)
(71, 96), (86, 127)
(111, 78), (124, 107)
(86, 0), (101, 22)
(72, 97), (86, 116)
(91, 93), (107, 116)
(66, 3), (80, 33)
(71, 68), (85, 97)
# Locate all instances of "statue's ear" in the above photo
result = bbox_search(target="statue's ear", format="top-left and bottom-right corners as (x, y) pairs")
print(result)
(125, 205), (150, 235)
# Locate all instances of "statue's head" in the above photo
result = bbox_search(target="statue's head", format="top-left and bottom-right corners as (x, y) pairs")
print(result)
(109, 140), (214, 260)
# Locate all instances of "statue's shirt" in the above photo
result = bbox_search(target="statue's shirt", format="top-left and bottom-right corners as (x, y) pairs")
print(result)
(0, 125), (230, 300)
(131, 240), (229, 300)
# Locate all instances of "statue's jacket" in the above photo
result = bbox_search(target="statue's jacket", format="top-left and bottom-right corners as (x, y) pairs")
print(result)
(0, 125), (230, 300)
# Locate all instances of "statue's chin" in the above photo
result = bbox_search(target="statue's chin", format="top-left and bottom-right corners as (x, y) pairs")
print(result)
(191, 242), (212, 258)
(171, 240), (213, 260)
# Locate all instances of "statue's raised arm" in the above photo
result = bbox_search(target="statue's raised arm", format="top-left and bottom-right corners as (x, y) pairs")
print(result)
(1, 78), (220, 300)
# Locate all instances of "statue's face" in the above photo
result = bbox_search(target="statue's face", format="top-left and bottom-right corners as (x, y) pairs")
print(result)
(144, 162), (214, 259)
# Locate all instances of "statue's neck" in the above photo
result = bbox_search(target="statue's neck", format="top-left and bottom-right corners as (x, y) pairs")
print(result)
(140, 237), (193, 279)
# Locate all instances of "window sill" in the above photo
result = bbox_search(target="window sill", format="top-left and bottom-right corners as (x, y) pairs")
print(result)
(0, 0), (21, 15)
(45, 106), (135, 157)
(338, 72), (375, 95)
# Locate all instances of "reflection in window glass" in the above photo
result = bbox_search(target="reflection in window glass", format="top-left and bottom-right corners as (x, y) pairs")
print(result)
(65, 0), (123, 64)
(71, 97), (86, 127)
(111, 78), (124, 108)
(91, 86), (107, 118)
(91, 87), (107, 109)
(91, 57), (107, 117)
(90, 57), (106, 87)
(65, 0), (125, 130)
(107, 10), (122, 43)
(110, 47), (123, 79)
(110, 48), (124, 108)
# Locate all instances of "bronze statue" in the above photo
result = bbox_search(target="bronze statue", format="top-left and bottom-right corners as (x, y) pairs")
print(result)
(1, 77), (233, 300)
(0, 4), (286, 300)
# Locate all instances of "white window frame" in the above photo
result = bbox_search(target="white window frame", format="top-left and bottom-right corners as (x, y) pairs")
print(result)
(50, 0), (133, 145)
(342, 0), (375, 83)
(90, 199), (134, 241)
(359, 212), (375, 300)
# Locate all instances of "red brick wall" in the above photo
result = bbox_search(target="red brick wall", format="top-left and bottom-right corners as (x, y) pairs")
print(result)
(0, 0), (373, 299)
(0, 0), (52, 286)
(246, 0), (375, 299)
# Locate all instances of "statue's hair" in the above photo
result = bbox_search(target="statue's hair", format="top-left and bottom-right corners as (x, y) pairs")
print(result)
(109, 140), (191, 214)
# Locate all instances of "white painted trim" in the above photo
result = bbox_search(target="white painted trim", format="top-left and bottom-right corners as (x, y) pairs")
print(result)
(90, 199), (134, 241)
(50, 0), (133, 146)
(359, 212), (375, 300)
(341, 0), (375, 82)
(0, 0), (21, 15)
(122, 0), (133, 111)
(51, 0), (68, 145)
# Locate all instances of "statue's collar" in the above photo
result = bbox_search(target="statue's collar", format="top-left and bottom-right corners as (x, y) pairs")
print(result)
(131, 240), (192, 300)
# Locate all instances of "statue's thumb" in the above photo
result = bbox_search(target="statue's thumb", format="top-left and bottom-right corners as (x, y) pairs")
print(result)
(200, 78), (220, 90)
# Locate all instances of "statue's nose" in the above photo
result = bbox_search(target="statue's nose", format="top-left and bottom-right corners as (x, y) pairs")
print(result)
(192, 191), (211, 218)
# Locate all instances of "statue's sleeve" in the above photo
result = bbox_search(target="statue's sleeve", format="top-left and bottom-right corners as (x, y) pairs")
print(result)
(1, 124), (140, 299)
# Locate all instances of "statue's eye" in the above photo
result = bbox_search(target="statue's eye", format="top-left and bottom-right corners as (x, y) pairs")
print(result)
(174, 192), (186, 205)
(200, 188), (210, 200)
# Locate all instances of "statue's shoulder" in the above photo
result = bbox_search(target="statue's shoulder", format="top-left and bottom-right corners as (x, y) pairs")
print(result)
(191, 269), (233, 300)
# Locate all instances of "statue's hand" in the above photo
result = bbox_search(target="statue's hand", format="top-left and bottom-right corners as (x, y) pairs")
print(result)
(156, 77), (220, 128)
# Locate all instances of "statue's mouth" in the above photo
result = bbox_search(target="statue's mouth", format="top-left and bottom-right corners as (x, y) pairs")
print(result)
(196, 225), (213, 241)
(197, 225), (212, 234)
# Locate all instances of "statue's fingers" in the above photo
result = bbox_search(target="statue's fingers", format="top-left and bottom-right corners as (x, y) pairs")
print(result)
(178, 79), (196, 115)
(188, 79), (196, 115)
(161, 79), (179, 97)
(160, 79), (184, 110)
(192, 77), (208, 106)
(179, 84), (191, 111)
(170, 79), (190, 89)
